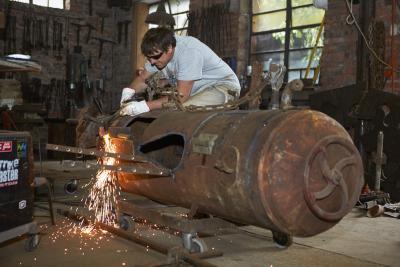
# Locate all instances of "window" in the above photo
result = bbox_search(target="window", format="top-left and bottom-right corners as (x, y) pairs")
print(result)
(251, 0), (324, 82)
(11, 0), (69, 9)
(148, 0), (189, 36)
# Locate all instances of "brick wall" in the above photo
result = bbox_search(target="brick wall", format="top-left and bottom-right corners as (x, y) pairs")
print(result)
(0, 0), (133, 112)
(188, 0), (242, 73)
(376, 0), (400, 93)
(320, 0), (400, 94)
(319, 0), (359, 90)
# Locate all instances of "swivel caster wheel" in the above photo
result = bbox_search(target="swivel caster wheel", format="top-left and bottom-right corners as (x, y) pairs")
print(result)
(25, 234), (40, 252)
(272, 231), (293, 248)
(64, 179), (79, 195)
(119, 215), (135, 231)
(182, 233), (208, 253)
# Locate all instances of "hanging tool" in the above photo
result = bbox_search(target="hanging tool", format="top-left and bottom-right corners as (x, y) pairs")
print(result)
(88, 0), (93, 16)
(117, 20), (131, 45)
(91, 36), (116, 59)
(123, 20), (131, 47)
(36, 19), (44, 49)
(53, 20), (63, 60)
(97, 11), (109, 34)
(70, 22), (85, 51)
(86, 23), (96, 44)
(4, 15), (16, 54)
(3, 0), (17, 54)
(23, 13), (32, 54)
(117, 21), (123, 44)
(44, 16), (50, 53)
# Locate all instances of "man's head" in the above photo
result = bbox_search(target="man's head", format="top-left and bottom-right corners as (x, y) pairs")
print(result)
(141, 27), (176, 70)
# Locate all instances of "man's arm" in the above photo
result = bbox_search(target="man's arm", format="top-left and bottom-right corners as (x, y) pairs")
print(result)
(146, 80), (194, 110)
(120, 76), (195, 115)
(176, 80), (194, 103)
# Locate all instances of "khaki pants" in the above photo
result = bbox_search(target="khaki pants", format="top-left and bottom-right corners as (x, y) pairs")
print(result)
(183, 84), (239, 107)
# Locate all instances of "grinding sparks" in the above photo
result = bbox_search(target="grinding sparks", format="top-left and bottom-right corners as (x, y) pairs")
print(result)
(85, 133), (121, 226)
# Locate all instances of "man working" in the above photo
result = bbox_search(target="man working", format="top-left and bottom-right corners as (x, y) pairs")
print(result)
(119, 27), (241, 116)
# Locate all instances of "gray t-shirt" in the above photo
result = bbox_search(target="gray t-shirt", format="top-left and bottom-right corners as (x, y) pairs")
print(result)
(145, 36), (240, 96)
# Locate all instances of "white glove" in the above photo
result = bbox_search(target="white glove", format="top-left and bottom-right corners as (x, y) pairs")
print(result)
(120, 87), (136, 106)
(120, 100), (150, 116)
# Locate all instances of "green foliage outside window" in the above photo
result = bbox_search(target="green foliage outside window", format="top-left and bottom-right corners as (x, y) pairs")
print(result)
(252, 0), (286, 13)
(251, 0), (325, 81)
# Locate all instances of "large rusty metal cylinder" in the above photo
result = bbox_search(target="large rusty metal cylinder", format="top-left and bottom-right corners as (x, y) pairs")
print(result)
(112, 109), (364, 237)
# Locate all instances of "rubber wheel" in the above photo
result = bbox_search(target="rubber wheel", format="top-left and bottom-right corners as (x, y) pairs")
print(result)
(272, 231), (293, 248)
(190, 237), (208, 253)
(64, 180), (78, 195)
(119, 215), (133, 231)
(25, 234), (40, 252)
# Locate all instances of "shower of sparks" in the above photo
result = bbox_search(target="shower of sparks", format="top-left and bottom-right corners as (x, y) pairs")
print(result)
(41, 132), (187, 262)
(84, 133), (121, 226)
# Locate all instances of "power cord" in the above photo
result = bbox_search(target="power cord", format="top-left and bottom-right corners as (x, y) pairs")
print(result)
(344, 0), (400, 73)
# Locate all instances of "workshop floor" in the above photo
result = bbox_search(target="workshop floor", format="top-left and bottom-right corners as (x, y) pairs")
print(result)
(1, 207), (399, 267)
(0, 162), (399, 267)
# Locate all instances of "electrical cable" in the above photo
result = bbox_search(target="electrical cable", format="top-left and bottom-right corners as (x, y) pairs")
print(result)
(344, 0), (400, 73)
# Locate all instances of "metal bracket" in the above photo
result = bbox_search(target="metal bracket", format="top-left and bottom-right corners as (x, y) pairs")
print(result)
(192, 133), (218, 155)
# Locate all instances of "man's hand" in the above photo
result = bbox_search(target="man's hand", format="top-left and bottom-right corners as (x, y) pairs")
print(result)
(120, 87), (136, 106)
(120, 100), (150, 116)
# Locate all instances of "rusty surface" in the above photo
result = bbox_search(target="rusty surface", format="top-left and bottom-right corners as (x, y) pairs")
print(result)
(111, 109), (364, 237)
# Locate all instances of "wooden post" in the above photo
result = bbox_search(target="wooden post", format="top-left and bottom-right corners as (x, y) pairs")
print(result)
(131, 3), (149, 77)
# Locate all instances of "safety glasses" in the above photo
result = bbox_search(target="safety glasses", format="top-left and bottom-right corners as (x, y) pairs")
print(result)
(146, 52), (164, 60)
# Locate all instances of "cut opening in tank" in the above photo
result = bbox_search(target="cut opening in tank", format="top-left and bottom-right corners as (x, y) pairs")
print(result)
(139, 134), (185, 170)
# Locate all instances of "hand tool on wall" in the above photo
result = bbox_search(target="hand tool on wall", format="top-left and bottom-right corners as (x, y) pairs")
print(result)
(88, 0), (93, 16)
(70, 22), (84, 51)
(4, 15), (16, 54)
(2, 0), (12, 53)
(32, 17), (36, 49)
(52, 20), (63, 60)
(123, 20), (131, 47)
(91, 36), (116, 59)
(97, 11), (109, 34)
(86, 23), (96, 44)
(31, 17), (37, 49)
(23, 13), (32, 54)
(58, 23), (64, 59)
(117, 21), (123, 44)
(44, 16), (50, 53)
(36, 19), (44, 49)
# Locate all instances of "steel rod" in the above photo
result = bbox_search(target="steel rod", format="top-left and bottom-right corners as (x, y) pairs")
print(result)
(56, 209), (221, 267)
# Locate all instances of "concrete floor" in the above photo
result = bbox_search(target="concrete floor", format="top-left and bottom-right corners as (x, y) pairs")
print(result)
(1, 207), (398, 267)
(1, 162), (399, 267)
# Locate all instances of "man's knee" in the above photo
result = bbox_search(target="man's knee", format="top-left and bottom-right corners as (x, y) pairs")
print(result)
(184, 84), (239, 107)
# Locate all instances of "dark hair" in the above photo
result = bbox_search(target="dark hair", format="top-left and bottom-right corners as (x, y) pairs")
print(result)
(141, 27), (176, 56)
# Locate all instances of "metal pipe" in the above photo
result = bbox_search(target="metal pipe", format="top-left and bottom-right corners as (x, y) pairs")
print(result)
(99, 223), (221, 267)
(281, 79), (303, 109)
(56, 209), (221, 267)
(375, 131), (384, 191)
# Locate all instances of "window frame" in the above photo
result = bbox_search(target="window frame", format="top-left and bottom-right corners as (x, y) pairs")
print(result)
(250, 1), (324, 83)
(10, 0), (67, 9)
(148, 0), (189, 36)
